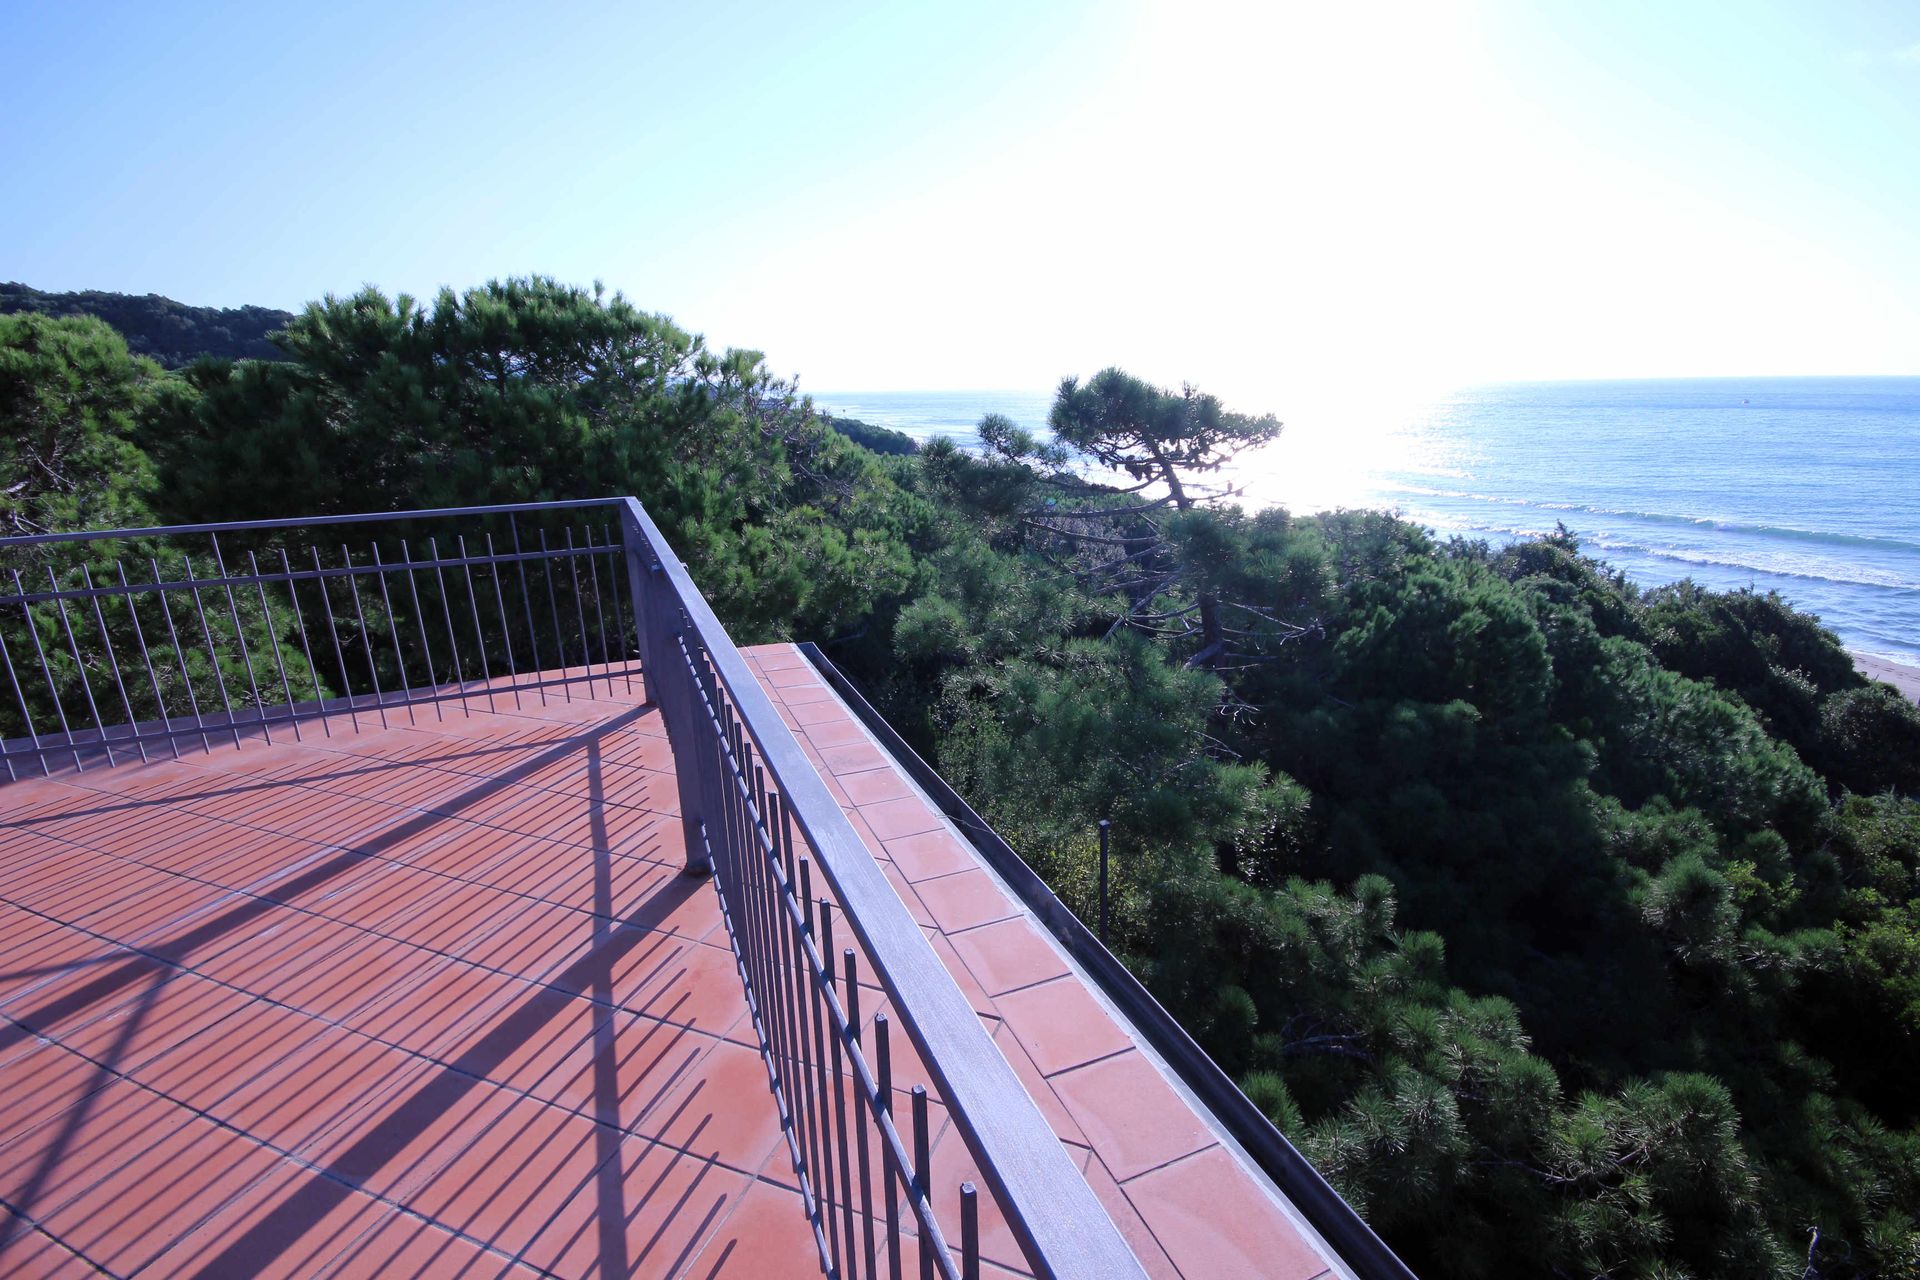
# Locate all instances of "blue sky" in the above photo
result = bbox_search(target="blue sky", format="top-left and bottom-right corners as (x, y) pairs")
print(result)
(4, 0), (1917, 402)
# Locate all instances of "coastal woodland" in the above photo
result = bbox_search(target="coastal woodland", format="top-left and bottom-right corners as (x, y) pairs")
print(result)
(4, 281), (1919, 1279)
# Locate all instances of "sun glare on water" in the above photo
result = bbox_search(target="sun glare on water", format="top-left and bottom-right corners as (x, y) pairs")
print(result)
(1221, 379), (1461, 517)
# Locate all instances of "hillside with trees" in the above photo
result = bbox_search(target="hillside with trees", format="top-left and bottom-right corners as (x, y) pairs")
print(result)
(4, 280), (1918, 1278)
(0, 283), (294, 367)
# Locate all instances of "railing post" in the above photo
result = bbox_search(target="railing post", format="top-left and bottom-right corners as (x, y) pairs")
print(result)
(1097, 819), (1110, 946)
(618, 505), (710, 878)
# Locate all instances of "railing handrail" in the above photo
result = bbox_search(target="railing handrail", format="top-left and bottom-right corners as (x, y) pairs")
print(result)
(619, 497), (1147, 1280)
(0, 497), (629, 549)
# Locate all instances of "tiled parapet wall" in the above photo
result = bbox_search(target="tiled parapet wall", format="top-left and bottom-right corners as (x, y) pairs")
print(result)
(742, 644), (1345, 1280)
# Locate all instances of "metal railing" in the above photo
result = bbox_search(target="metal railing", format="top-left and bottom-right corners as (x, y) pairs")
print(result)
(620, 498), (1145, 1280)
(0, 501), (633, 777)
(0, 499), (1147, 1280)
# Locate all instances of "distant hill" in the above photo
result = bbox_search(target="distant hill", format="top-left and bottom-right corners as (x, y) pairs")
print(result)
(822, 413), (918, 455)
(0, 283), (293, 367)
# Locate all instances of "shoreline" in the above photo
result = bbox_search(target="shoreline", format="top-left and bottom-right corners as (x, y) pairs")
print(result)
(1850, 651), (1920, 704)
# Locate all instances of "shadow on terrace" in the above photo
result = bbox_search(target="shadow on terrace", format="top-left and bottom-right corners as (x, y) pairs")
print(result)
(0, 499), (1143, 1280)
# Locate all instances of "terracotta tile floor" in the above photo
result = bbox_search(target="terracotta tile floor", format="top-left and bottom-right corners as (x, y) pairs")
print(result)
(2, 647), (1347, 1280)
(0, 665), (816, 1278)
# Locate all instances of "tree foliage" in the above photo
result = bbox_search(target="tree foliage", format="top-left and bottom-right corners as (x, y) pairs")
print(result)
(4, 281), (1917, 1278)
(1, 312), (160, 536)
(0, 282), (293, 367)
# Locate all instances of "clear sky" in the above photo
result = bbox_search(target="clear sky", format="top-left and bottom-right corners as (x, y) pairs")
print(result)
(4, 0), (1918, 408)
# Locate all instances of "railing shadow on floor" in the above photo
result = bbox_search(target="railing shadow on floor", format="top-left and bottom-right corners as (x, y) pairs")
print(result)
(0, 702), (770, 1277)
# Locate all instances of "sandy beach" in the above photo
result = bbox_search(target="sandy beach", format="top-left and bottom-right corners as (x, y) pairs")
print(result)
(1851, 651), (1920, 704)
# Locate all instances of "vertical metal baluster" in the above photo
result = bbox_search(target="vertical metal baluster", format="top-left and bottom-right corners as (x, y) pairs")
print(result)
(744, 760), (777, 1101)
(455, 535), (495, 712)
(396, 541), (440, 723)
(603, 522), (634, 694)
(483, 533), (522, 709)
(800, 853), (827, 1233)
(564, 527), (597, 699)
(278, 550), (329, 738)
(803, 861), (840, 1274)
(210, 533), (270, 740)
(729, 735), (763, 1045)
(913, 1086), (934, 1280)
(367, 545), (416, 725)
(824, 904), (859, 1269)
(959, 1184), (980, 1280)
(210, 535), (269, 743)
(1099, 819), (1111, 945)
(48, 566), (116, 765)
(182, 554), (243, 749)
(771, 795), (810, 1206)
(538, 528), (570, 702)
(509, 515), (546, 706)
(79, 565), (144, 763)
(117, 563), (179, 760)
(584, 526), (613, 696)
(733, 723), (757, 972)
(753, 780), (784, 1159)
(877, 1014), (902, 1280)
(247, 551), (302, 742)
(719, 704), (740, 895)
(311, 547), (359, 733)
(426, 535), (470, 717)
(759, 780), (795, 1173)
(760, 785), (798, 1203)
(783, 833), (821, 1239)
(13, 571), (80, 770)
(748, 756), (769, 932)
(342, 546), (389, 730)
(154, 557), (212, 753)
(0, 621), (49, 778)
(847, 948), (880, 1280)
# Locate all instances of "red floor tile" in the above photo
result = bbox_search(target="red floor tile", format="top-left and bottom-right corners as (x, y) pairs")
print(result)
(630, 1038), (785, 1176)
(984, 977), (1134, 1078)
(25, 1110), (287, 1275)
(913, 869), (1020, 935)
(401, 1093), (618, 1258)
(487, 991), (715, 1126)
(838, 767), (916, 808)
(1048, 1050), (1217, 1181)
(679, 1174), (826, 1278)
(0, 1211), (99, 1279)
(0, 1041), (118, 1149)
(516, 1136), (751, 1279)
(48, 969), (257, 1074)
(610, 934), (748, 1039)
(947, 917), (1071, 997)
(1123, 1146), (1333, 1280)
(881, 828), (978, 883)
(859, 796), (944, 842)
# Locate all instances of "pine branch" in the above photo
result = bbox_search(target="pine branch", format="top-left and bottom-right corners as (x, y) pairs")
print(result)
(1025, 492), (1181, 519)
(1021, 520), (1141, 546)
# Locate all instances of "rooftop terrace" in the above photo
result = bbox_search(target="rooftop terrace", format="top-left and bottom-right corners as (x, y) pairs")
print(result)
(0, 499), (1406, 1279)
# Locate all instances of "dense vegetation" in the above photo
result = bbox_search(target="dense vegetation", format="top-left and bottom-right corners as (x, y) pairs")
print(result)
(0, 283), (294, 367)
(4, 282), (1918, 1278)
(822, 413), (920, 456)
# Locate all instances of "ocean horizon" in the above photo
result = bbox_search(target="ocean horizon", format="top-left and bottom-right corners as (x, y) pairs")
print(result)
(814, 377), (1920, 669)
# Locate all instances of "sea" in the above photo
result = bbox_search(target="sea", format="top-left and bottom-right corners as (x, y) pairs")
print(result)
(812, 379), (1920, 668)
